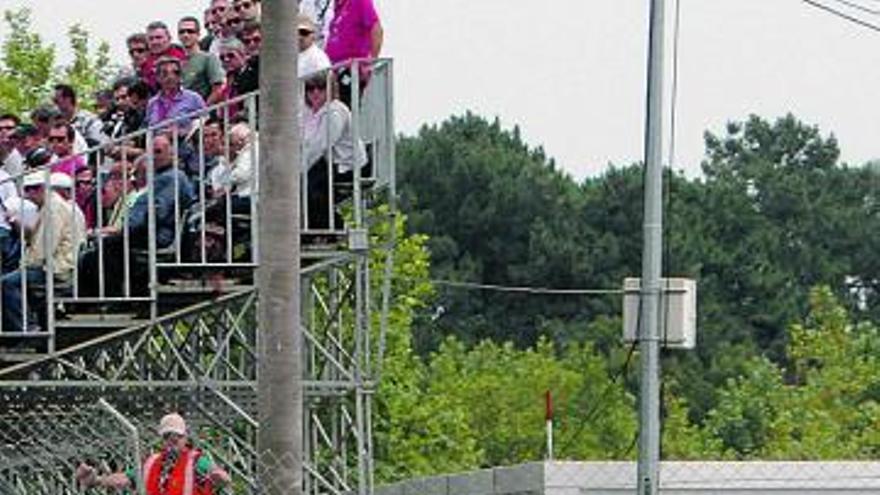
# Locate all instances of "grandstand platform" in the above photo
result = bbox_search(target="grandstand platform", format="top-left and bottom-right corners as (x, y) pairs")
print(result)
(0, 59), (395, 495)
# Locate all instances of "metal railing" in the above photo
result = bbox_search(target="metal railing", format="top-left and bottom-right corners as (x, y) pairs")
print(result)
(0, 58), (394, 354)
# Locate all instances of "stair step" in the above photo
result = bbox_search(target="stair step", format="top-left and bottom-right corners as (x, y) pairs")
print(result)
(54, 317), (148, 329)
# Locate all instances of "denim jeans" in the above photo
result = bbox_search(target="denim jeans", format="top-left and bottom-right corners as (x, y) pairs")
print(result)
(1, 267), (46, 333)
(0, 228), (21, 274)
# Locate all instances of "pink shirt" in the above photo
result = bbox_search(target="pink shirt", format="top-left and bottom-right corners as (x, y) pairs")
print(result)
(325, 0), (380, 64)
(51, 155), (85, 177)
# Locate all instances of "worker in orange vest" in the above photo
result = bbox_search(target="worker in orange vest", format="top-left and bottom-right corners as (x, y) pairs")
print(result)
(77, 413), (231, 494)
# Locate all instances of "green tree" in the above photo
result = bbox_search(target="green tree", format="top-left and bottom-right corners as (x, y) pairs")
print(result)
(397, 113), (598, 352)
(0, 8), (55, 114)
(62, 24), (115, 108)
(0, 8), (115, 115)
(425, 337), (637, 467)
(695, 287), (880, 459)
(372, 211), (483, 482)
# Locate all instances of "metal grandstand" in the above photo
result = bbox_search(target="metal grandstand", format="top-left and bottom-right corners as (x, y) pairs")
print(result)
(0, 58), (395, 495)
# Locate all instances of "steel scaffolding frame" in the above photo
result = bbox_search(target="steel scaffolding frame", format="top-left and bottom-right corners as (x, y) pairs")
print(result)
(0, 242), (385, 493)
(0, 58), (395, 494)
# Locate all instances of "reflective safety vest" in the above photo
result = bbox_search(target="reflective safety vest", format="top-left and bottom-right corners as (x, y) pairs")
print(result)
(143, 448), (213, 495)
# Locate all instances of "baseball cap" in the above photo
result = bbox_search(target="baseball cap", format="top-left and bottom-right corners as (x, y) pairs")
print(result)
(158, 413), (187, 436)
(49, 172), (74, 189)
(296, 14), (316, 33)
(22, 172), (45, 188)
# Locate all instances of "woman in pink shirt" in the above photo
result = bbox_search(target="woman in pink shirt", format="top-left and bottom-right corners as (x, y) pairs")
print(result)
(324, 0), (383, 107)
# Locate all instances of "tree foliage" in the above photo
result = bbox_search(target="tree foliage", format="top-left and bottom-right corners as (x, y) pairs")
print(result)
(0, 8), (115, 115)
(392, 111), (880, 469)
(0, 8), (55, 114)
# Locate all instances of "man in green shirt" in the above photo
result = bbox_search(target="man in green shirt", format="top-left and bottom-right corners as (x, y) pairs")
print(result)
(178, 16), (226, 105)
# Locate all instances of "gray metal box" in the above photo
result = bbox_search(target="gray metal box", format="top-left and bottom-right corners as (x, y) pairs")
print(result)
(623, 278), (696, 349)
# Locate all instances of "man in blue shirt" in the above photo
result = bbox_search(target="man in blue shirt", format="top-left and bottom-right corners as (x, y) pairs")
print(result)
(128, 133), (196, 249)
(145, 57), (206, 134)
(79, 134), (194, 297)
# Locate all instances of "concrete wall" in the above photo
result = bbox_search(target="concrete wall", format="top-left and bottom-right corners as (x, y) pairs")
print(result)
(376, 461), (880, 495)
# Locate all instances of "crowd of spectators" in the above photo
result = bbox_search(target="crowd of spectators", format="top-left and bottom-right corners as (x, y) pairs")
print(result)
(0, 0), (384, 333)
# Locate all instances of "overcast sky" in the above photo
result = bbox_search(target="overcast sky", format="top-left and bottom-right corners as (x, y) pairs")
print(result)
(2, 0), (879, 179)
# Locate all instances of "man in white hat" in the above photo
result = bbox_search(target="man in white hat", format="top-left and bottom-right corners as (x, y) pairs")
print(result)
(0, 171), (81, 333)
(296, 13), (331, 79)
(78, 412), (231, 494)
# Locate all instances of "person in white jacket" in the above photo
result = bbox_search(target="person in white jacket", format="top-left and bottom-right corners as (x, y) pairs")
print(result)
(210, 122), (257, 199)
(301, 72), (366, 230)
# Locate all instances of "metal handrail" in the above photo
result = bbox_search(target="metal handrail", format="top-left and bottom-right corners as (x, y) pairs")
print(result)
(0, 59), (394, 350)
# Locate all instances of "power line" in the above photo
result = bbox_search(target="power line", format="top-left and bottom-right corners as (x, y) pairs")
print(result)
(801, 0), (880, 32)
(829, 0), (880, 16)
(430, 279), (623, 296)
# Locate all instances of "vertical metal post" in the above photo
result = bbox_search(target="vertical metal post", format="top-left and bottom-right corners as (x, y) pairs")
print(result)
(146, 131), (158, 320)
(257, 0), (302, 494)
(638, 1), (667, 495)
(43, 170), (54, 352)
(98, 399), (145, 495)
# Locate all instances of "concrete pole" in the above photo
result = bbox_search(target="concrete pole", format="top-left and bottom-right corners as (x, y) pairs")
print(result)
(257, 0), (302, 493)
(638, 0), (666, 494)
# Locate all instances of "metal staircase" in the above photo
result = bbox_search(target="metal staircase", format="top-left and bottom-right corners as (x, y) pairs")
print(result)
(0, 59), (395, 495)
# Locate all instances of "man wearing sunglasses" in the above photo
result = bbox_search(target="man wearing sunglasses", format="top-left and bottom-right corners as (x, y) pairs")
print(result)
(126, 33), (150, 78)
(0, 113), (23, 176)
(77, 413), (231, 494)
(232, 0), (260, 22)
(145, 57), (206, 133)
(204, 0), (230, 56)
(299, 0), (334, 47)
(178, 16), (226, 105)
(219, 37), (257, 105)
(296, 14), (330, 78)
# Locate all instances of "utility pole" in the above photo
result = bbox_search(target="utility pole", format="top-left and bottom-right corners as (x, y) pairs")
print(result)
(257, 0), (302, 493)
(638, 0), (666, 494)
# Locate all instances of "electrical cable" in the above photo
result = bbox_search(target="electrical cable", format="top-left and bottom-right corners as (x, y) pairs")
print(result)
(429, 279), (623, 296)
(828, 0), (880, 16)
(557, 339), (639, 455)
(801, 0), (880, 32)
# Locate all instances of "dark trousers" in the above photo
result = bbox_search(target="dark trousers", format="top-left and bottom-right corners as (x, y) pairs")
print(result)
(0, 228), (21, 274)
(307, 158), (344, 230)
(78, 235), (148, 297)
(2, 268), (47, 333)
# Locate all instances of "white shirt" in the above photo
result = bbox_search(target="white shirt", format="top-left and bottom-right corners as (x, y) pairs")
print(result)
(0, 169), (19, 230)
(302, 100), (367, 174)
(299, 44), (331, 78)
(4, 197), (38, 232)
(211, 141), (257, 197)
(2, 149), (24, 177)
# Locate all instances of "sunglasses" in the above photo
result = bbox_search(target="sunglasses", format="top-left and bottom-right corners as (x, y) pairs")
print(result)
(298, 29), (314, 36)
(178, 28), (198, 35)
(233, 1), (253, 11)
(242, 35), (262, 45)
(76, 179), (94, 186)
(129, 47), (147, 55)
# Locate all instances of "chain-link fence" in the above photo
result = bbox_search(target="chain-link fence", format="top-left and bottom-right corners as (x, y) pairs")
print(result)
(0, 395), (372, 495)
(374, 460), (880, 494)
